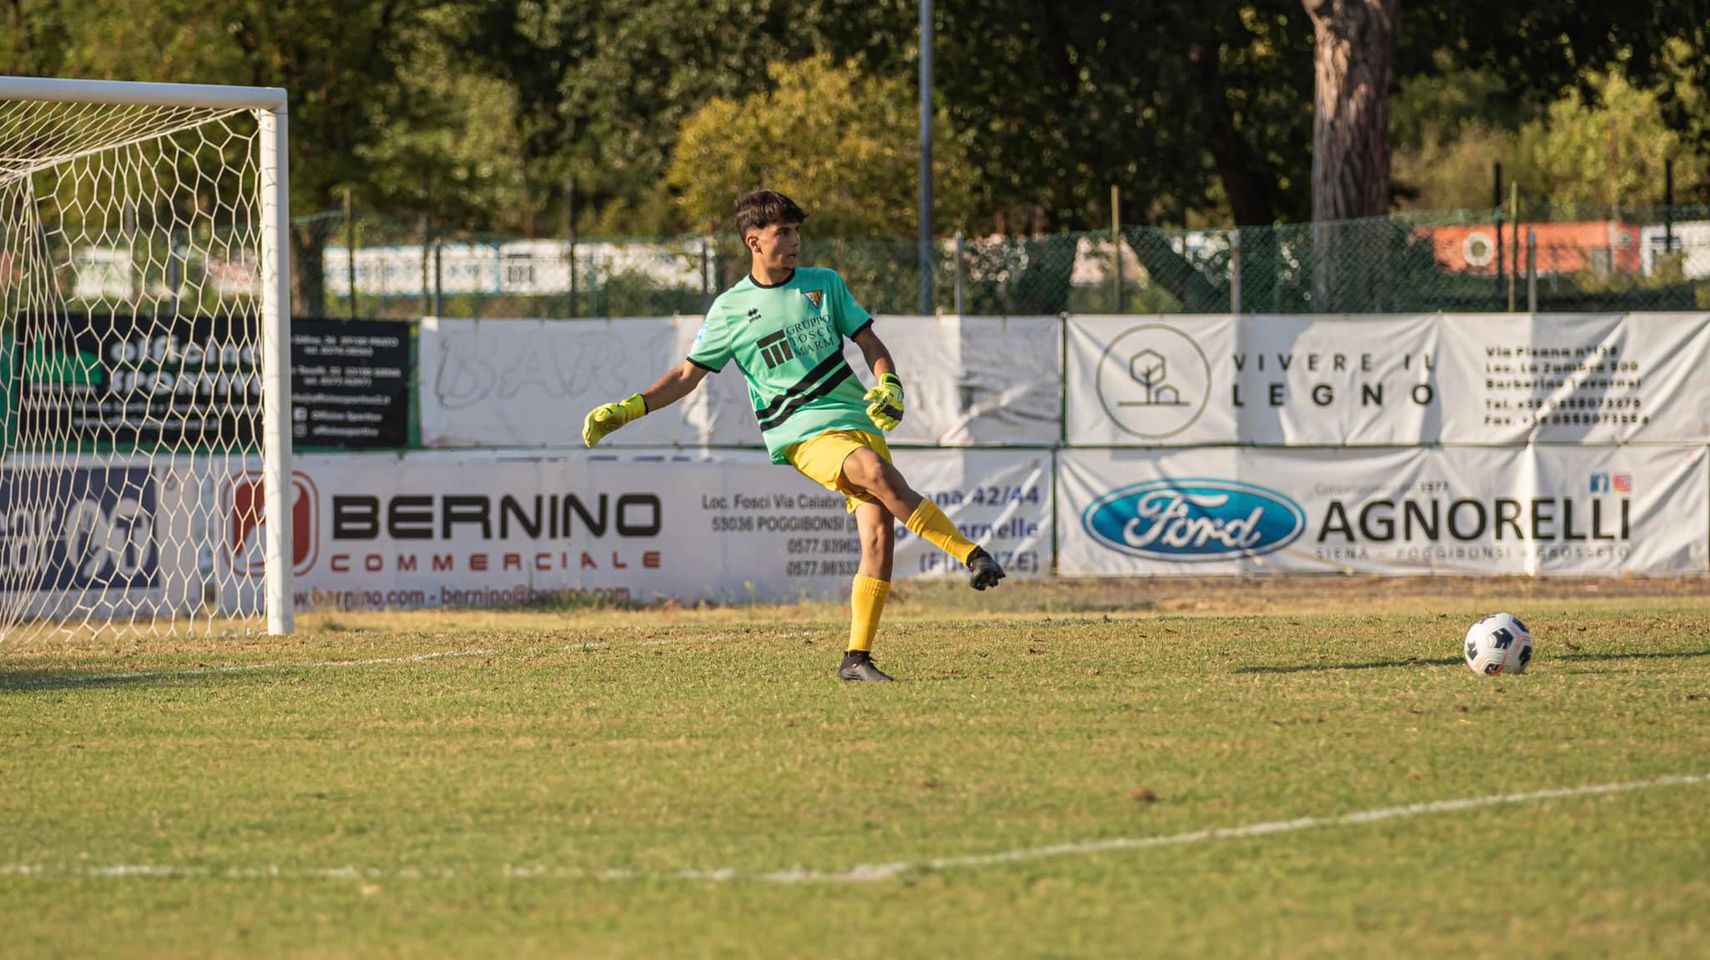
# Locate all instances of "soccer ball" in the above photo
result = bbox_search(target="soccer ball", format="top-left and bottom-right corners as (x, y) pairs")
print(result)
(1463, 613), (1533, 676)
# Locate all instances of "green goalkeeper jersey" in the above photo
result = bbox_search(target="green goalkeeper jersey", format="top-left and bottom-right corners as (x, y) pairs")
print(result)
(688, 267), (876, 463)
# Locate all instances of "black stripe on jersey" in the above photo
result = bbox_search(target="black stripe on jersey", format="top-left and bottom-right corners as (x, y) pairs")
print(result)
(846, 318), (874, 339)
(753, 351), (848, 422)
(687, 357), (720, 373)
(757, 362), (857, 433)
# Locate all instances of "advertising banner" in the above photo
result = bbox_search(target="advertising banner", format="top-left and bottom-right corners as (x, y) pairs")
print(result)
(15, 311), (262, 449)
(291, 318), (412, 448)
(1058, 446), (1708, 576)
(9, 313), (415, 452)
(1066, 313), (1710, 446)
(214, 447), (1051, 612)
(873, 315), (1062, 446)
(0, 461), (201, 619)
(418, 317), (757, 448)
(419, 315), (1061, 449)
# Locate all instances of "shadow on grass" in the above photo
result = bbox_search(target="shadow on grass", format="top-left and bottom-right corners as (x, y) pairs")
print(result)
(1234, 656), (1462, 674)
(1554, 649), (1710, 664)
(0, 670), (166, 693)
(1235, 647), (1710, 674)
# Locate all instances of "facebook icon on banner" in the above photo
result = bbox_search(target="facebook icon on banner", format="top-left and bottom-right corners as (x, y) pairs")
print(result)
(1589, 473), (1634, 494)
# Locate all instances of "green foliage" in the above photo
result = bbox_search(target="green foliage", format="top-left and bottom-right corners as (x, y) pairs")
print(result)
(461, 0), (915, 236)
(1529, 67), (1708, 212)
(1, 0), (71, 76)
(668, 54), (978, 240)
(1393, 57), (1710, 214)
(8, 0), (1709, 244)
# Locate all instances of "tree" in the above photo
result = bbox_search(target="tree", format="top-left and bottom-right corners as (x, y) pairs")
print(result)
(1393, 1), (1710, 201)
(1301, 0), (1396, 308)
(668, 54), (977, 239)
(461, 0), (917, 237)
(1303, 0), (1396, 222)
(49, 0), (475, 315)
(930, 0), (1315, 231)
(668, 54), (980, 311)
(1, 0), (70, 76)
(1529, 65), (1710, 213)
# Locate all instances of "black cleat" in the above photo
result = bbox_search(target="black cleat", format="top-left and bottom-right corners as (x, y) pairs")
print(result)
(838, 650), (894, 682)
(966, 546), (1006, 590)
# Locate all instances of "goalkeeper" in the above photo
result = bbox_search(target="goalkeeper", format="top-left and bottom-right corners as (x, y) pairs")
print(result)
(582, 189), (1004, 682)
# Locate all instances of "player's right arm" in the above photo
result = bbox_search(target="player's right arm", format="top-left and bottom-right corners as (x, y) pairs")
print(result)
(581, 360), (710, 448)
(583, 309), (731, 448)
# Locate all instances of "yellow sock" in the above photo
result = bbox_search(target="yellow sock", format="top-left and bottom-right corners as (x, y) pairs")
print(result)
(905, 500), (978, 565)
(848, 574), (890, 653)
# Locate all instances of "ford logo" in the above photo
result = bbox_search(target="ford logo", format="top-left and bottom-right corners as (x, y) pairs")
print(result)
(1082, 478), (1305, 561)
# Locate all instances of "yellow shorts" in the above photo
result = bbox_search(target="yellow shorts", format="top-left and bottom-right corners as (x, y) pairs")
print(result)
(786, 429), (892, 513)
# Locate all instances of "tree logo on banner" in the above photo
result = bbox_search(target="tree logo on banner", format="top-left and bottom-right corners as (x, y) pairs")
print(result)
(1095, 324), (1212, 439)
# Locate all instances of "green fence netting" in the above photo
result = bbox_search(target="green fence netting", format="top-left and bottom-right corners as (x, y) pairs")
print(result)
(305, 205), (1710, 320)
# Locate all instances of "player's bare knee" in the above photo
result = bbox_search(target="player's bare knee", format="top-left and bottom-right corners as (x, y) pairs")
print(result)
(840, 448), (883, 490)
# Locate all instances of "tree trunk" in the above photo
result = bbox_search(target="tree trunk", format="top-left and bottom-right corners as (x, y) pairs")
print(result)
(1304, 0), (1396, 310)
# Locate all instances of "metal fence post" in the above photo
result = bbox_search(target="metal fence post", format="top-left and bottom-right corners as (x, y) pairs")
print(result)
(1507, 182), (1519, 312)
(344, 187), (357, 319)
(1526, 228), (1537, 313)
(1109, 184), (1121, 313)
(953, 231), (965, 315)
(1229, 229), (1242, 315)
(419, 214), (430, 318)
(701, 238), (712, 311)
(432, 238), (444, 318)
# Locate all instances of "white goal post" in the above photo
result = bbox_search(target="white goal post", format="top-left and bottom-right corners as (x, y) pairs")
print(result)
(0, 76), (294, 639)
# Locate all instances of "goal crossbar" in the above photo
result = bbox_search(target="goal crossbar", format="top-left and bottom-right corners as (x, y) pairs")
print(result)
(0, 76), (287, 112)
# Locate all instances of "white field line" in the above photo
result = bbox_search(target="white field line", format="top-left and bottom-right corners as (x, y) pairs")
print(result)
(566, 630), (821, 651)
(7, 648), (497, 689)
(2, 772), (1701, 884)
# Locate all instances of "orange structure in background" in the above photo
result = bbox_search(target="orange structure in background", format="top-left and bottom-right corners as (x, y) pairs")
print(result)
(1419, 222), (1643, 276)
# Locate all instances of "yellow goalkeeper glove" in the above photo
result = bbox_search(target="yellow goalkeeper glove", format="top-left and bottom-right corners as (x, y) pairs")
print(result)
(582, 393), (647, 448)
(864, 373), (905, 432)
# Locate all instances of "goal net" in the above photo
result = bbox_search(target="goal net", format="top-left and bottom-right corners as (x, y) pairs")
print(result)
(0, 77), (293, 642)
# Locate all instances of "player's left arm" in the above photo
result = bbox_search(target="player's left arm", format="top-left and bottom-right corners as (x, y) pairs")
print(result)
(851, 326), (904, 431)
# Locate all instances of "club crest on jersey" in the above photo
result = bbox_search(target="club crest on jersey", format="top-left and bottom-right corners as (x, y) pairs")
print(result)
(803, 289), (824, 310)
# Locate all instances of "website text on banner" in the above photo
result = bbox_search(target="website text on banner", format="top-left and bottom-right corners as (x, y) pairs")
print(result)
(1066, 313), (1710, 446)
(214, 449), (1051, 613)
(419, 316), (1061, 449)
(1057, 446), (1708, 577)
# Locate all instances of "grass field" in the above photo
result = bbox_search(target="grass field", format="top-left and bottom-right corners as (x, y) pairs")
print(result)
(2, 577), (1708, 958)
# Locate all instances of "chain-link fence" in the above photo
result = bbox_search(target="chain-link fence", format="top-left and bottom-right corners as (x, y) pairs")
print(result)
(304, 205), (1710, 319)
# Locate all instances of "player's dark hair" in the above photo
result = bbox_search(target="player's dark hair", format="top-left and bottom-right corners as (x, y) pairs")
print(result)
(734, 190), (806, 238)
